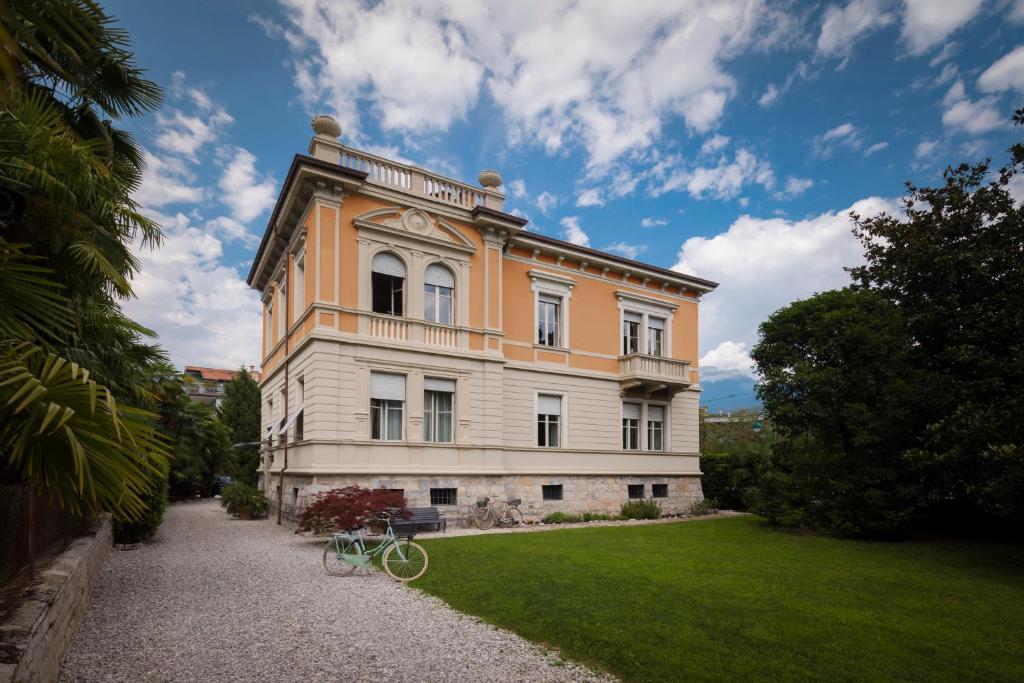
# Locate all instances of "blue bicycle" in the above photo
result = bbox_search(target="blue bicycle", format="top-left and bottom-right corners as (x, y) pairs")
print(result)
(322, 512), (429, 582)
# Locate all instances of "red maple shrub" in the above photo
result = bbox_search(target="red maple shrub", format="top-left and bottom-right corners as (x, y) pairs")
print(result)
(295, 486), (407, 534)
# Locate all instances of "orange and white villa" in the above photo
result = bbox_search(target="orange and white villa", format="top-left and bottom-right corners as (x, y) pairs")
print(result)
(248, 116), (718, 524)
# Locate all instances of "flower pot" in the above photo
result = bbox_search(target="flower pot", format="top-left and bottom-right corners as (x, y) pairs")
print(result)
(237, 507), (253, 520)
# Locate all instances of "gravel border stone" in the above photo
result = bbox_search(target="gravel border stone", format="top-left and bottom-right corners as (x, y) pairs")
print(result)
(59, 500), (613, 682)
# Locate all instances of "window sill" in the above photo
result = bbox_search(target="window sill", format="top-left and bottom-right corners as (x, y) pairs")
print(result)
(533, 344), (569, 352)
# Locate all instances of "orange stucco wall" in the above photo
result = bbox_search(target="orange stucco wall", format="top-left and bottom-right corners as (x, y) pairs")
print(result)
(260, 191), (702, 379)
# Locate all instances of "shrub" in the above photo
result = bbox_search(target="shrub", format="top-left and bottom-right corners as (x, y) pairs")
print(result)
(542, 512), (582, 524)
(581, 512), (618, 522)
(620, 500), (661, 520)
(220, 482), (269, 519)
(700, 449), (768, 511)
(688, 498), (719, 516)
(295, 486), (406, 534)
(114, 456), (169, 543)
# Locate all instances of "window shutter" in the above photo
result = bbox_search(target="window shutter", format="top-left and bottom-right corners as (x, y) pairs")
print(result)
(538, 394), (562, 415)
(424, 377), (456, 392)
(622, 403), (641, 420)
(648, 317), (665, 330)
(648, 405), (665, 422)
(425, 263), (455, 288)
(370, 372), (406, 401)
(624, 311), (642, 323)
(539, 293), (562, 305)
(371, 252), (406, 277)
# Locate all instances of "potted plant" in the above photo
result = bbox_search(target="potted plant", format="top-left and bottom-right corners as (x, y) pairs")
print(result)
(220, 482), (270, 520)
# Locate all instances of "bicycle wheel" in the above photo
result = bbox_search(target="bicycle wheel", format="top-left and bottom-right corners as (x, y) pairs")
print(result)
(322, 535), (359, 576)
(473, 507), (495, 530)
(381, 539), (429, 582)
(502, 506), (524, 527)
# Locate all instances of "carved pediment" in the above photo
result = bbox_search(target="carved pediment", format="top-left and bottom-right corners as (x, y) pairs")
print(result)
(353, 207), (476, 251)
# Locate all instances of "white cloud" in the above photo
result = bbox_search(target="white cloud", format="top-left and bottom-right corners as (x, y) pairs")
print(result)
(915, 139), (939, 159)
(757, 60), (811, 107)
(124, 213), (263, 370)
(640, 217), (668, 228)
(675, 197), (898, 379)
(929, 41), (958, 67)
(757, 84), (780, 107)
(699, 133), (731, 156)
(699, 340), (756, 380)
(774, 176), (814, 200)
(508, 179), (528, 199)
(1012, 0), (1024, 22)
(651, 148), (776, 200)
(559, 216), (590, 246)
(576, 188), (605, 207)
(978, 45), (1024, 94)
(135, 151), (204, 209)
(602, 241), (646, 259)
(217, 147), (277, 223)
(206, 216), (259, 247)
(864, 141), (889, 156)
(812, 122), (862, 158)
(817, 0), (894, 58)
(276, 0), (795, 170)
(941, 80), (1004, 135)
(900, 0), (984, 56)
(535, 191), (559, 214)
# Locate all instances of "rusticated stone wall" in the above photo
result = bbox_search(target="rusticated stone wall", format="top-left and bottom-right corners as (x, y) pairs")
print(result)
(273, 474), (703, 527)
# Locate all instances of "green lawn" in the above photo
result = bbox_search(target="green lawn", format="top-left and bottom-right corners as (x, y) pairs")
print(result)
(415, 516), (1024, 682)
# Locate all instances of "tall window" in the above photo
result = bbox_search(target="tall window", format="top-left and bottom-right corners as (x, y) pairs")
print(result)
(537, 294), (561, 346)
(370, 372), (405, 440)
(648, 317), (665, 356)
(294, 251), (305, 317)
(371, 252), (405, 316)
(265, 303), (273, 351)
(623, 311), (641, 354)
(537, 394), (561, 448)
(424, 263), (454, 325)
(622, 402), (641, 450)
(424, 377), (455, 443)
(647, 404), (665, 451)
(278, 281), (287, 339)
(294, 377), (304, 441)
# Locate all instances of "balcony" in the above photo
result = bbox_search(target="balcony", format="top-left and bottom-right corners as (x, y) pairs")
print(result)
(618, 353), (692, 393)
(361, 311), (465, 350)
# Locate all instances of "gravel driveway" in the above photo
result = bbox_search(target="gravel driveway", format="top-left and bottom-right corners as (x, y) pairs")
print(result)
(59, 500), (610, 682)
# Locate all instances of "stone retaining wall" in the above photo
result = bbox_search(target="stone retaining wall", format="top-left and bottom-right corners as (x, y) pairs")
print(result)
(0, 517), (112, 682)
(272, 474), (703, 527)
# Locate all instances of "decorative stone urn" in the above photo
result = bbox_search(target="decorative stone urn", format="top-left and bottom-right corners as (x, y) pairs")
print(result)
(478, 169), (503, 189)
(311, 115), (341, 139)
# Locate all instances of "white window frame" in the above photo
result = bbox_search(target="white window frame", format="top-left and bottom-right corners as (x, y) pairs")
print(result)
(265, 302), (273, 352)
(530, 270), (574, 349)
(424, 262), (456, 325)
(277, 281), (287, 339)
(535, 391), (566, 448)
(423, 388), (454, 443)
(293, 248), (305, 321)
(621, 400), (671, 451)
(622, 402), (641, 450)
(370, 371), (406, 441)
(616, 291), (677, 358)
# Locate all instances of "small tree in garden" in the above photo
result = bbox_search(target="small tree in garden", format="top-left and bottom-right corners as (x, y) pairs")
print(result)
(295, 486), (407, 534)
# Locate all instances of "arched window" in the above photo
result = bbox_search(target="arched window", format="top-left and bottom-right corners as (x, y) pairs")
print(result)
(424, 263), (454, 324)
(371, 252), (405, 316)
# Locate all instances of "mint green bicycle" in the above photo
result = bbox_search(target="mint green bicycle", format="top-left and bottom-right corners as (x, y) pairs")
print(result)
(322, 512), (429, 582)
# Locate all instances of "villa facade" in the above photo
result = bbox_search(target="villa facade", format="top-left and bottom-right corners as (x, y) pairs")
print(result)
(248, 116), (718, 524)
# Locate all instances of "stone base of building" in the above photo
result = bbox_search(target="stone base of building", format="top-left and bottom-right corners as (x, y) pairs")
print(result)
(266, 473), (704, 528)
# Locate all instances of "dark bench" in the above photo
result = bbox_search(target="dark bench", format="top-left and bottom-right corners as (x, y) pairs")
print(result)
(389, 507), (446, 534)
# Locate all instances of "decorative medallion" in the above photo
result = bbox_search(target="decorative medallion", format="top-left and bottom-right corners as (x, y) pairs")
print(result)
(401, 208), (433, 235)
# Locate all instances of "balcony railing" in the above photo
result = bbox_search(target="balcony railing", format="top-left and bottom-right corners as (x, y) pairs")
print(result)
(337, 145), (489, 210)
(188, 383), (226, 396)
(618, 353), (692, 389)
(361, 311), (464, 349)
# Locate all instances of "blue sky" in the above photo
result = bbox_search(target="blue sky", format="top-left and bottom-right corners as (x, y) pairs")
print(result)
(108, 0), (1024, 408)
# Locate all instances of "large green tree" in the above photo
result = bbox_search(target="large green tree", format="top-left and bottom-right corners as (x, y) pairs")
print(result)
(0, 0), (169, 521)
(752, 110), (1024, 537)
(218, 367), (262, 484)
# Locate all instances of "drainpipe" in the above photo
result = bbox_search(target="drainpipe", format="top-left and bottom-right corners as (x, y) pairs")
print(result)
(277, 234), (290, 526)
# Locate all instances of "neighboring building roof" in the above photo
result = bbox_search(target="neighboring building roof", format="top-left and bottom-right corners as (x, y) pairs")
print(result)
(184, 366), (262, 382)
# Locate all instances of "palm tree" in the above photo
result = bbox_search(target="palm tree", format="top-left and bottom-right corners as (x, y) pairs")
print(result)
(0, 0), (170, 520)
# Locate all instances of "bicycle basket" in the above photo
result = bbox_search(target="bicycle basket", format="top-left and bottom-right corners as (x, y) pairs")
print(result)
(507, 498), (521, 506)
(476, 496), (490, 508)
